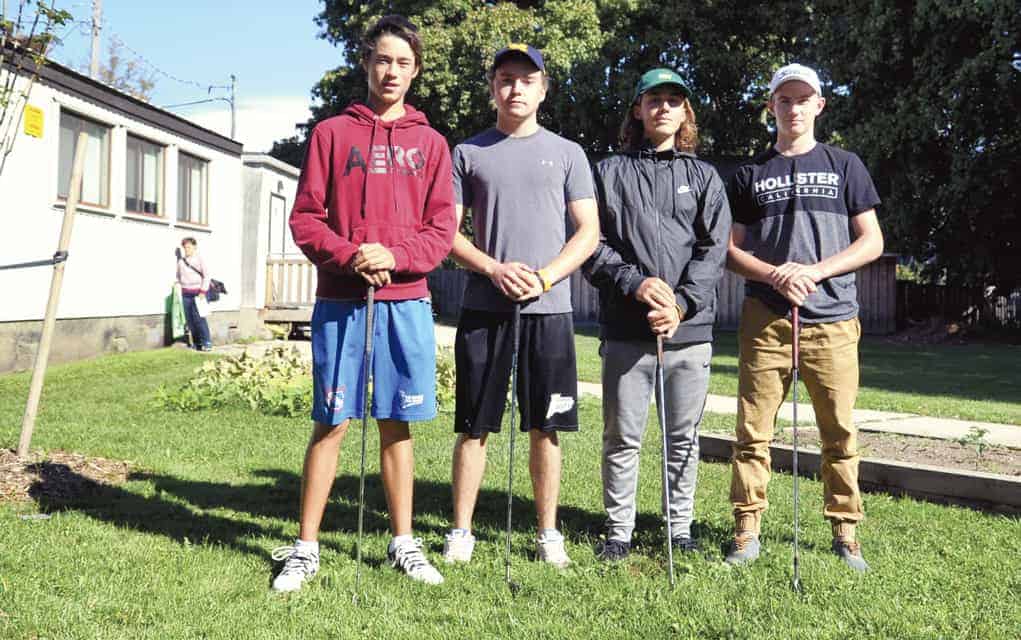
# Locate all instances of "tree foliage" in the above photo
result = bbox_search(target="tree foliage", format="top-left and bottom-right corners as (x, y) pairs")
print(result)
(87, 36), (157, 102)
(807, 1), (1020, 292)
(0, 0), (73, 176)
(274, 0), (1021, 290)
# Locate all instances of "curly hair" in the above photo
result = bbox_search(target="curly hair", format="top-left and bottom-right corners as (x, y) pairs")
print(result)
(618, 97), (698, 153)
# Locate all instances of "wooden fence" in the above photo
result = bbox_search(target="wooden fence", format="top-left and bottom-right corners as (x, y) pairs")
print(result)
(898, 282), (1020, 328)
(265, 258), (317, 308)
(427, 254), (899, 334)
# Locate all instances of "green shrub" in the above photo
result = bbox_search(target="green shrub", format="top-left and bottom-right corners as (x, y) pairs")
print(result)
(436, 347), (456, 412)
(157, 345), (458, 417)
(155, 346), (312, 417)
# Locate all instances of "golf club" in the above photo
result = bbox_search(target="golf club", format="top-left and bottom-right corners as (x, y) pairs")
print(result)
(791, 305), (802, 593)
(656, 334), (676, 589)
(505, 303), (522, 594)
(354, 285), (375, 599)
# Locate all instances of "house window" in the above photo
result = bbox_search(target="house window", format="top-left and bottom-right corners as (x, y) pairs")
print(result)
(177, 152), (208, 225)
(126, 135), (163, 215)
(58, 111), (110, 207)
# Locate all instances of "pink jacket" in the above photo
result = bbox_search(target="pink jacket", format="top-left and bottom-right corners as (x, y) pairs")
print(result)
(176, 254), (210, 294)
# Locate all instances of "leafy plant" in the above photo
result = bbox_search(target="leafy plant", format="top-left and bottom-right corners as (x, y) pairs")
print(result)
(435, 347), (456, 412)
(956, 425), (991, 459)
(154, 346), (312, 417)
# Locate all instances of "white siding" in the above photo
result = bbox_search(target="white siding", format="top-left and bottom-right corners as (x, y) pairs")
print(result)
(0, 71), (243, 323)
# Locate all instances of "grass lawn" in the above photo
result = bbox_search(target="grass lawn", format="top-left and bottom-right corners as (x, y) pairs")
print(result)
(1, 349), (1020, 638)
(576, 327), (1021, 425)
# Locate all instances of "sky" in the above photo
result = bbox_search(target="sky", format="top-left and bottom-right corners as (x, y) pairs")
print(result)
(45, 0), (342, 151)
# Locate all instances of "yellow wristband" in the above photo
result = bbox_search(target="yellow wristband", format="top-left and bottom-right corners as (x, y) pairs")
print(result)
(537, 269), (553, 292)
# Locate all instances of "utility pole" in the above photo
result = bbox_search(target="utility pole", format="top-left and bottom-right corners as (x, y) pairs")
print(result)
(229, 74), (236, 140)
(162, 75), (237, 141)
(89, 0), (102, 79)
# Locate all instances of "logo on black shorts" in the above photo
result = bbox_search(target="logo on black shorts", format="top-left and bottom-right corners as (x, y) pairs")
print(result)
(545, 393), (575, 419)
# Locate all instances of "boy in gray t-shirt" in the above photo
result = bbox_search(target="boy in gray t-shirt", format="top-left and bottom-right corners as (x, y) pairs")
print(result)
(442, 44), (599, 569)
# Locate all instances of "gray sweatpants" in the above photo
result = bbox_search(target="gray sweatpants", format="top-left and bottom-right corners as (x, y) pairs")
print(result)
(601, 339), (712, 541)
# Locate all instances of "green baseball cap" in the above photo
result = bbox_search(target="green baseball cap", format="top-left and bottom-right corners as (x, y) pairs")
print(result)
(632, 68), (692, 103)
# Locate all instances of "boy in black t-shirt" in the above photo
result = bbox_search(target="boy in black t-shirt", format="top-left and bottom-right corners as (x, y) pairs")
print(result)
(725, 64), (884, 572)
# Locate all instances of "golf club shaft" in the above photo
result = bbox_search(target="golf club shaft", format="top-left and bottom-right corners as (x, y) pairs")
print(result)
(791, 305), (801, 591)
(355, 286), (375, 594)
(656, 335), (676, 589)
(505, 303), (521, 587)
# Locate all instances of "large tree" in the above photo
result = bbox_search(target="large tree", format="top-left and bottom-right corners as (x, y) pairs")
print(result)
(808, 0), (1021, 292)
(277, 1), (1021, 292)
(301, 1), (800, 156)
(310, 1), (607, 146)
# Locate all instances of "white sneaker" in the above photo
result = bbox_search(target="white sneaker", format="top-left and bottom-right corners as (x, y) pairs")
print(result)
(271, 545), (319, 592)
(388, 538), (444, 585)
(443, 530), (476, 563)
(536, 530), (572, 569)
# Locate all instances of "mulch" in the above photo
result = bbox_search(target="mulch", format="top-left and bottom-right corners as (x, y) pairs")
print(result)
(0, 448), (132, 504)
(773, 428), (1021, 477)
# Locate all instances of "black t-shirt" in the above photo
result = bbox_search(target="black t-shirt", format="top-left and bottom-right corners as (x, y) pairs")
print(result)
(727, 143), (881, 322)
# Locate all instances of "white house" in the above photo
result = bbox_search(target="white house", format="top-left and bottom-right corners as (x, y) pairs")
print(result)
(0, 52), (247, 373)
(239, 152), (305, 330)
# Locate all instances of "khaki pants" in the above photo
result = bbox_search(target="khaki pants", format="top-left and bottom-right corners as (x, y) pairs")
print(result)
(730, 297), (864, 539)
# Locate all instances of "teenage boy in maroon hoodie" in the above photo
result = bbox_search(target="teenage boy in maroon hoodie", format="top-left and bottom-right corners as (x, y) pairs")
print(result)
(272, 15), (456, 592)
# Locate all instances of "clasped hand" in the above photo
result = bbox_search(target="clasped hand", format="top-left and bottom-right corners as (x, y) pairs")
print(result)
(636, 277), (681, 338)
(490, 261), (543, 302)
(351, 243), (396, 288)
(768, 262), (824, 306)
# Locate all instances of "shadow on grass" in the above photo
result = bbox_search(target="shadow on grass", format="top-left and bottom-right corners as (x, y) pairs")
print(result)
(27, 462), (747, 561)
(29, 462), (284, 558)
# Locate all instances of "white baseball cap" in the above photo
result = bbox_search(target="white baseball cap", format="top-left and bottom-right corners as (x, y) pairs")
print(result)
(769, 63), (821, 95)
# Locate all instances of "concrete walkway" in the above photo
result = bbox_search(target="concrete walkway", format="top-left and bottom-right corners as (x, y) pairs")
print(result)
(217, 324), (1021, 450)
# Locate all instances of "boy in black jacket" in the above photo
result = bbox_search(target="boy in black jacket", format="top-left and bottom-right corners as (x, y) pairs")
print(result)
(583, 69), (731, 560)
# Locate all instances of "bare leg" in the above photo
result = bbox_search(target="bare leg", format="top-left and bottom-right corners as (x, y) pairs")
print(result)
(379, 419), (414, 537)
(451, 432), (488, 530)
(298, 420), (350, 541)
(529, 429), (561, 531)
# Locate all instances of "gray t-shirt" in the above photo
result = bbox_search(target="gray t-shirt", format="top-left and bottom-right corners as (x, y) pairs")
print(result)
(727, 143), (881, 323)
(453, 127), (595, 314)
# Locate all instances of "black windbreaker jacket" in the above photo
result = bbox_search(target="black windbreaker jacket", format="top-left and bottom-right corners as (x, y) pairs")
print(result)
(582, 148), (732, 344)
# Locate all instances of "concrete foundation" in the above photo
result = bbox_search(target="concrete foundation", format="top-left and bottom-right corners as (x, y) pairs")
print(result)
(0, 310), (261, 374)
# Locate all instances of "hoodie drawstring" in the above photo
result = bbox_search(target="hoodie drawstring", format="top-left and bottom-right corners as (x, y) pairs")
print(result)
(388, 126), (400, 222)
(360, 117), (379, 220)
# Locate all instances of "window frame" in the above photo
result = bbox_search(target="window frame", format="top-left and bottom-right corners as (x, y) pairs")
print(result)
(177, 151), (209, 226)
(125, 133), (165, 217)
(57, 109), (112, 209)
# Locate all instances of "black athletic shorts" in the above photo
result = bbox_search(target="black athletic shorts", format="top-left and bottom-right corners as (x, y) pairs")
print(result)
(454, 309), (579, 438)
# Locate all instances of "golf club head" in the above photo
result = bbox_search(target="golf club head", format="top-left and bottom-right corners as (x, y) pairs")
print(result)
(507, 579), (522, 596)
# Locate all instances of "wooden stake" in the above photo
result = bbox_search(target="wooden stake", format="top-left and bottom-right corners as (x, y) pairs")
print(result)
(16, 130), (88, 458)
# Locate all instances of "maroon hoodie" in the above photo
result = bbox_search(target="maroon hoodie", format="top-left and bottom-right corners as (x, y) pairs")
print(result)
(289, 102), (456, 301)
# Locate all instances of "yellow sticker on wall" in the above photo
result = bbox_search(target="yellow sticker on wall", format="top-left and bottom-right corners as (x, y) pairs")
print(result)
(23, 105), (44, 138)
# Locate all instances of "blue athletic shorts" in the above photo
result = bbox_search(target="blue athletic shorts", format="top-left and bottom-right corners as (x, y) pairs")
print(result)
(311, 297), (436, 425)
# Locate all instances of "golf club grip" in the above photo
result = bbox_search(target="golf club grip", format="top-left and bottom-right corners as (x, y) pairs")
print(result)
(365, 286), (375, 360)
